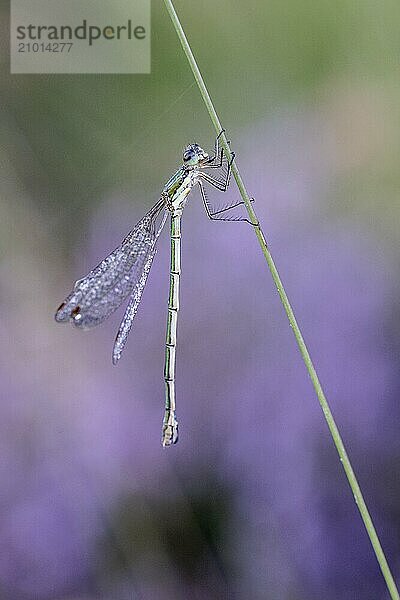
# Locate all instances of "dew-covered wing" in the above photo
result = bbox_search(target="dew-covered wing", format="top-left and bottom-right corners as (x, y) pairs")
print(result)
(112, 243), (158, 364)
(55, 199), (167, 329)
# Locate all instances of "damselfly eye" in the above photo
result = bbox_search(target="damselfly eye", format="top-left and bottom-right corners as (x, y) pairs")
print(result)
(183, 151), (191, 162)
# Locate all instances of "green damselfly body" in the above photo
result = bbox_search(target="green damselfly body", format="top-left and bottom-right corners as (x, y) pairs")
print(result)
(55, 131), (250, 446)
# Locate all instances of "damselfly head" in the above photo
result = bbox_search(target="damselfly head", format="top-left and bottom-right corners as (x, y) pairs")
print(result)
(183, 143), (209, 167)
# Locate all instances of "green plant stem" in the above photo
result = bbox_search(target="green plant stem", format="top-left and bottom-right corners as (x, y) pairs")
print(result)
(162, 1), (399, 598)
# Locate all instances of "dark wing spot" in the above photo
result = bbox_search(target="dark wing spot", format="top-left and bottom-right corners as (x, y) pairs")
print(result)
(71, 306), (81, 317)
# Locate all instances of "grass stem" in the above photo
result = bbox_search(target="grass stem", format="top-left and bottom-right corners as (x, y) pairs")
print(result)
(162, 1), (399, 597)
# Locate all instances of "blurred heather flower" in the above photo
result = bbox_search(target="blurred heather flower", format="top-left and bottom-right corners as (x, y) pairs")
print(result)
(0, 105), (399, 600)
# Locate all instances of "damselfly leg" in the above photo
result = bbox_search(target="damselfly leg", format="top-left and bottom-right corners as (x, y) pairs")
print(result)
(206, 128), (227, 167)
(198, 140), (254, 223)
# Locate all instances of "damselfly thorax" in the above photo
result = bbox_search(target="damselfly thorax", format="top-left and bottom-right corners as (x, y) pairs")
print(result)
(162, 142), (209, 213)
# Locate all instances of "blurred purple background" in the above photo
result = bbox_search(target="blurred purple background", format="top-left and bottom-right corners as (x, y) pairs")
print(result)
(1, 1), (400, 598)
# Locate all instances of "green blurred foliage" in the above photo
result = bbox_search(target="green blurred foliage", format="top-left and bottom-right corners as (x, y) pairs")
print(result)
(1, 0), (399, 245)
(96, 472), (234, 595)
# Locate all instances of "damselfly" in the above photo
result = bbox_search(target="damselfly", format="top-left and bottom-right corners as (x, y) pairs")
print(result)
(55, 131), (249, 446)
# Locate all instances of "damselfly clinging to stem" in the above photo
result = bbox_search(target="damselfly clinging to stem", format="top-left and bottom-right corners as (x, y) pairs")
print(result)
(55, 130), (251, 446)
